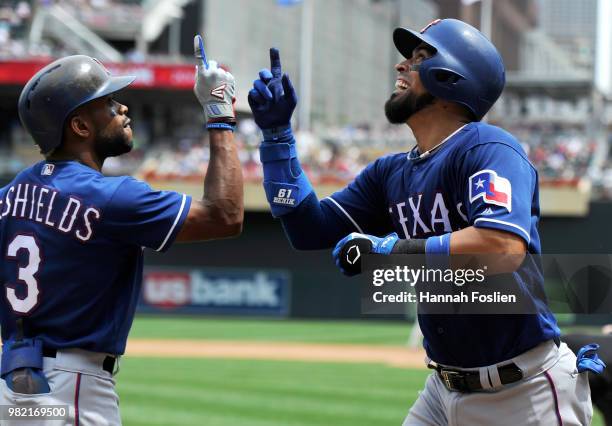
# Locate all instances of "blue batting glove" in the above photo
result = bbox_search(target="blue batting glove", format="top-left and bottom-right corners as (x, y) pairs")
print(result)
(333, 232), (399, 276)
(576, 344), (606, 374)
(248, 48), (297, 132)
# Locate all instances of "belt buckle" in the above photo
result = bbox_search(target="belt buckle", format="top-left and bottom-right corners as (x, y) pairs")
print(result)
(440, 369), (461, 391)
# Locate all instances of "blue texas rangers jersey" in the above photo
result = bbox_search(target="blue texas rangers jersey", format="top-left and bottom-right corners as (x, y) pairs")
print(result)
(0, 161), (191, 355)
(323, 122), (560, 367)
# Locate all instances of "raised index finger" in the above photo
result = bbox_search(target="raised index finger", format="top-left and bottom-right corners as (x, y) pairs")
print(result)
(270, 48), (281, 78)
(194, 34), (209, 69)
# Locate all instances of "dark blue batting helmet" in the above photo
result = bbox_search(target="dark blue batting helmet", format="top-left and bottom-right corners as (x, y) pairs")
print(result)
(393, 18), (505, 121)
(18, 55), (135, 155)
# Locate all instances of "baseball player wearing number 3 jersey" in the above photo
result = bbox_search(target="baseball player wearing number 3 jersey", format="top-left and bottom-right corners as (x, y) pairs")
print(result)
(248, 19), (598, 425)
(0, 35), (243, 425)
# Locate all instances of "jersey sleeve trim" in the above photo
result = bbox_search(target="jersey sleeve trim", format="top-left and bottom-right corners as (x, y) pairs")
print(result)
(323, 196), (364, 233)
(473, 217), (531, 243)
(460, 140), (535, 173)
(155, 193), (189, 252)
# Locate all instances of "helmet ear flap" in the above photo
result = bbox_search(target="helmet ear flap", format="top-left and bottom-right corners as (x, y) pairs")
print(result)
(412, 65), (462, 84)
(430, 68), (464, 86)
(422, 66), (478, 120)
(421, 66), (466, 97)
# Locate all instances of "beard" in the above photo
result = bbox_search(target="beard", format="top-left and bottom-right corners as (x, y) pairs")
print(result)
(384, 90), (435, 124)
(94, 126), (132, 160)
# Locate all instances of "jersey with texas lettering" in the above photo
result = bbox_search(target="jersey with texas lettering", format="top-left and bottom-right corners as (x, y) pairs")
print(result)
(0, 161), (191, 355)
(323, 122), (560, 367)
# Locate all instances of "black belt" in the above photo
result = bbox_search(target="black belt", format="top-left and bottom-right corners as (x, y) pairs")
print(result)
(42, 348), (116, 375)
(429, 362), (523, 393)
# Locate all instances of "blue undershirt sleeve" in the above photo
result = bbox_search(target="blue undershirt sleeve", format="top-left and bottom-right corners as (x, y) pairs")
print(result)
(279, 192), (357, 250)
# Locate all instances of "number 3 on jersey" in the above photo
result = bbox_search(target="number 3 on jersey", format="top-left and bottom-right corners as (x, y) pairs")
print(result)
(5, 234), (41, 314)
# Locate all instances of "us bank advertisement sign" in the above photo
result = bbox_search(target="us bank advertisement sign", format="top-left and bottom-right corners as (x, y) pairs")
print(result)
(139, 267), (291, 316)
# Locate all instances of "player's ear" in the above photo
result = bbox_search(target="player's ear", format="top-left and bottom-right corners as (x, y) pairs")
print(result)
(66, 113), (91, 139)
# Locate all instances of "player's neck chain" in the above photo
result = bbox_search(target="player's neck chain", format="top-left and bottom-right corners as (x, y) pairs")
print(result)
(407, 123), (468, 162)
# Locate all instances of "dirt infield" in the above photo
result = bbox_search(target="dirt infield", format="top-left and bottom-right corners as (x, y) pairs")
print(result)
(125, 339), (428, 369)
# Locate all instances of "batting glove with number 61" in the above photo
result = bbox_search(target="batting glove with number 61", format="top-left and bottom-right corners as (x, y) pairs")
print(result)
(193, 34), (236, 130)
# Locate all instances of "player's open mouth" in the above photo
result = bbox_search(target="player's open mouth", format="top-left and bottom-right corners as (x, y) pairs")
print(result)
(395, 79), (409, 91)
(123, 119), (131, 128)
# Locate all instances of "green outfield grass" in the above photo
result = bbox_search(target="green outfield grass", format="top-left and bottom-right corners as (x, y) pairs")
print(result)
(129, 316), (415, 345)
(128, 315), (603, 344)
(117, 358), (429, 426)
(122, 316), (605, 426)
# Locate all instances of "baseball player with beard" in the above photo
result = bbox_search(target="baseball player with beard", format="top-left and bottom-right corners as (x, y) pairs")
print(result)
(248, 18), (601, 425)
(0, 36), (242, 425)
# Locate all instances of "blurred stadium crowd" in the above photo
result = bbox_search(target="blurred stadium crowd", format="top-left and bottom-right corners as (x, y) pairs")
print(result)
(509, 124), (597, 181)
(106, 120), (603, 188)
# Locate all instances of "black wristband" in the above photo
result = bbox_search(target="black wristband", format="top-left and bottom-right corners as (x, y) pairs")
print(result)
(391, 238), (427, 254)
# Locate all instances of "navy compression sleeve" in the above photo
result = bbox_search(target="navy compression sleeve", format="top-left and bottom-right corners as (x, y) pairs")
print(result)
(279, 192), (355, 250)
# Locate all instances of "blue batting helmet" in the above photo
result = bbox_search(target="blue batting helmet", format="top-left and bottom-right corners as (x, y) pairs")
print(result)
(18, 55), (135, 155)
(393, 18), (505, 121)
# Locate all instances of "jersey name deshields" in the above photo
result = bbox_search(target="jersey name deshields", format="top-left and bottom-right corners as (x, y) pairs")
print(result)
(0, 183), (101, 242)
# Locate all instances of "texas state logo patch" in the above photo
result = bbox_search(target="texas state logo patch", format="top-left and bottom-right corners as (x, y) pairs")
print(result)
(469, 170), (512, 212)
